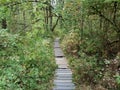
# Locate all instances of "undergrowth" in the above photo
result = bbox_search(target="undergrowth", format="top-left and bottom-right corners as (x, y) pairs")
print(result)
(0, 29), (57, 90)
(61, 30), (120, 90)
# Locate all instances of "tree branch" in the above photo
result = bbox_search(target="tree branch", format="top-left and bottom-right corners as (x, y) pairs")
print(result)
(51, 16), (61, 32)
(91, 6), (119, 32)
(113, 1), (117, 23)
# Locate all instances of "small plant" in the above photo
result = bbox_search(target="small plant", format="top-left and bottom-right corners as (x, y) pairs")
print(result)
(115, 75), (120, 85)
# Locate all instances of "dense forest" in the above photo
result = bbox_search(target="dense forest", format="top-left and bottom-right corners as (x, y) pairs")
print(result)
(0, 0), (120, 90)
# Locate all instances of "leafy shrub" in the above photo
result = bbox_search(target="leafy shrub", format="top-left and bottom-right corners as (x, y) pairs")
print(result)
(61, 30), (120, 90)
(0, 29), (19, 57)
(61, 30), (80, 56)
(0, 29), (57, 90)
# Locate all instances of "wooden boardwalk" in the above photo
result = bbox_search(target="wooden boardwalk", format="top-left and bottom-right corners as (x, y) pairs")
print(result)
(53, 38), (75, 90)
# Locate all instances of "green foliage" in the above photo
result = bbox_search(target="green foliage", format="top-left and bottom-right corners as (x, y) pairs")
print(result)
(1, 0), (120, 89)
(115, 75), (120, 85)
(68, 54), (103, 84)
(59, 0), (120, 89)
(0, 6), (7, 20)
(61, 30), (80, 56)
(0, 29), (56, 90)
(0, 0), (57, 90)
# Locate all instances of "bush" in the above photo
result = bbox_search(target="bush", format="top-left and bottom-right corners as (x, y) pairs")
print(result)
(61, 30), (80, 56)
(61, 30), (120, 90)
(0, 29), (57, 90)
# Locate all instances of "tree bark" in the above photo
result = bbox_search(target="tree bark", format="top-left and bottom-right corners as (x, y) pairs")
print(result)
(23, 11), (26, 30)
(2, 18), (7, 29)
(51, 16), (60, 32)
(49, 6), (53, 31)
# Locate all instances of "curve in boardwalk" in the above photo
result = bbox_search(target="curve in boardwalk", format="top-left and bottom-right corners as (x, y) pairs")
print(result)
(53, 38), (75, 90)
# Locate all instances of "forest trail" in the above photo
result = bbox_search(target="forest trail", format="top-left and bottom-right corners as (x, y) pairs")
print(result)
(53, 38), (75, 90)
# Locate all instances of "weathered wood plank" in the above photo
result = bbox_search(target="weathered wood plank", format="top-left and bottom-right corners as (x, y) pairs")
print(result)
(56, 72), (72, 75)
(56, 60), (67, 65)
(55, 57), (68, 65)
(55, 84), (75, 87)
(54, 38), (60, 42)
(53, 86), (75, 90)
(55, 77), (72, 80)
(55, 57), (66, 60)
(54, 48), (63, 53)
(55, 75), (72, 79)
(54, 42), (60, 48)
(55, 69), (72, 73)
(56, 62), (67, 65)
(55, 84), (75, 86)
(53, 82), (75, 89)
(54, 51), (63, 55)
(54, 80), (72, 83)
(54, 82), (74, 85)
(56, 68), (71, 71)
(58, 65), (68, 69)
(54, 48), (64, 57)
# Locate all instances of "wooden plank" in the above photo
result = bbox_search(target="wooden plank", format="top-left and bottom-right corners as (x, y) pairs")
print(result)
(54, 43), (60, 47)
(54, 48), (63, 53)
(56, 71), (72, 74)
(55, 72), (72, 80)
(54, 80), (72, 83)
(55, 69), (72, 73)
(55, 77), (72, 80)
(54, 49), (64, 57)
(55, 84), (75, 87)
(54, 38), (60, 42)
(56, 72), (72, 75)
(55, 75), (72, 78)
(55, 53), (64, 57)
(58, 65), (68, 69)
(54, 47), (62, 51)
(54, 42), (60, 48)
(53, 86), (75, 90)
(56, 70), (72, 73)
(53, 82), (75, 89)
(56, 61), (68, 65)
(55, 57), (66, 61)
(56, 68), (71, 71)
(54, 82), (74, 84)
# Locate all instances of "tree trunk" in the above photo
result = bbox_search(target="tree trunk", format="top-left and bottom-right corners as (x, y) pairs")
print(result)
(2, 18), (7, 29)
(51, 16), (60, 32)
(49, 6), (53, 31)
(23, 11), (26, 30)
(81, 11), (84, 41)
(45, 7), (49, 30)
